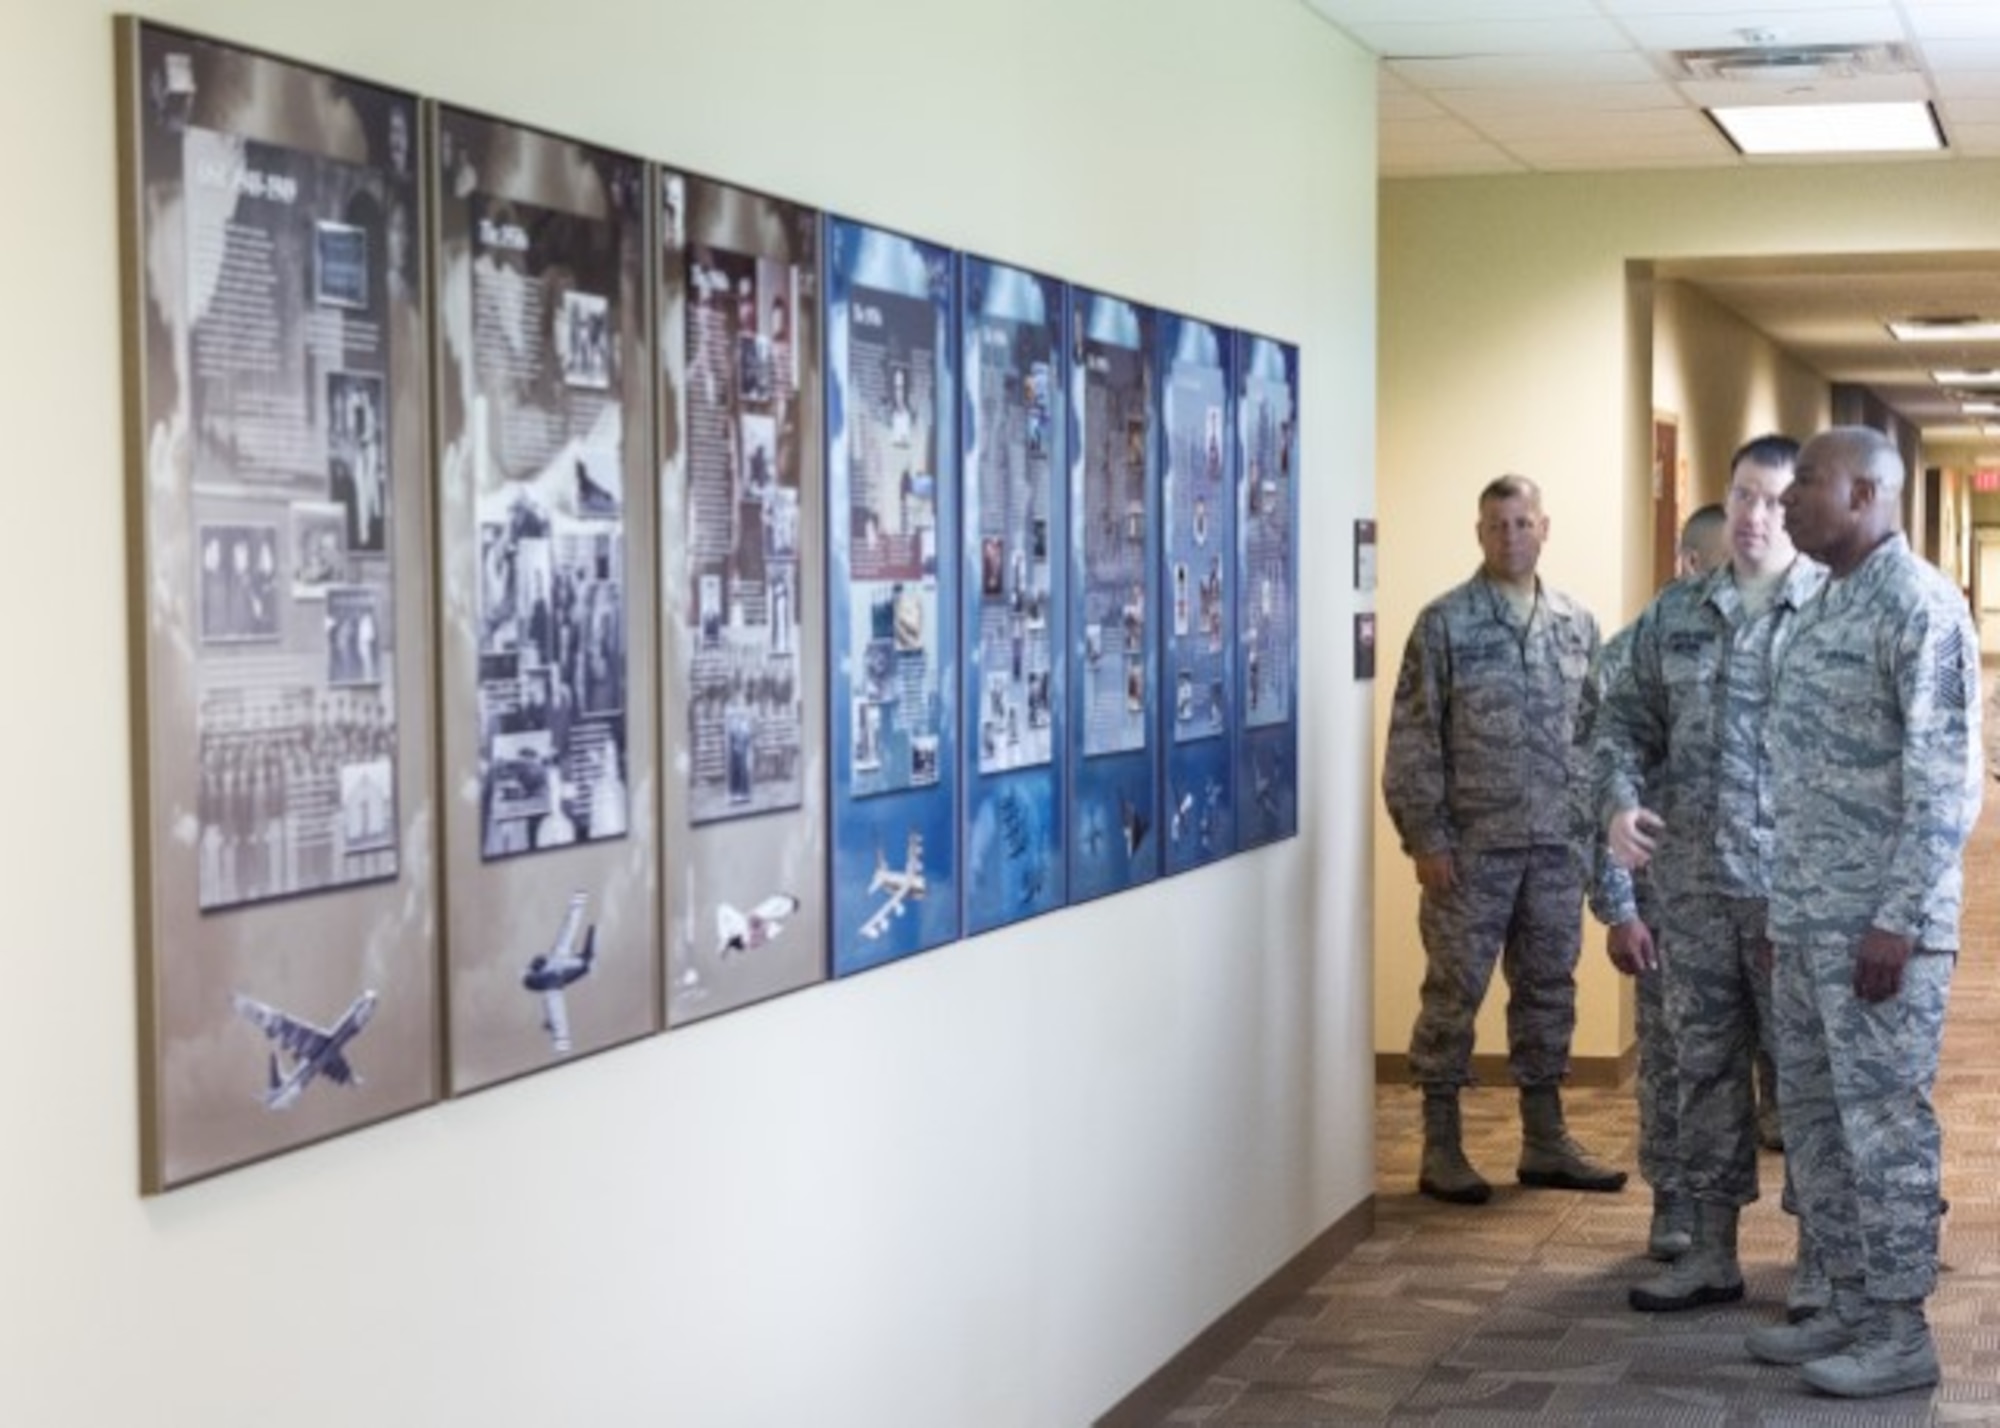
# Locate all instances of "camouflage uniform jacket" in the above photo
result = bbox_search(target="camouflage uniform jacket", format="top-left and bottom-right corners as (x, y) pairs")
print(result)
(1578, 626), (1645, 928)
(1383, 570), (1600, 857)
(1767, 534), (1982, 947)
(1593, 557), (1826, 906)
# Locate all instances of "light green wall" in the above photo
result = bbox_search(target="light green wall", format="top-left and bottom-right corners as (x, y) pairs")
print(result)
(1377, 160), (2000, 1064)
(0, 3), (1378, 1424)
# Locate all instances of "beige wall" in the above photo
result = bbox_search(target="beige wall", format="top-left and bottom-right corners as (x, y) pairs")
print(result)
(1652, 278), (1830, 509)
(0, 3), (1378, 1424)
(1377, 161), (2000, 1067)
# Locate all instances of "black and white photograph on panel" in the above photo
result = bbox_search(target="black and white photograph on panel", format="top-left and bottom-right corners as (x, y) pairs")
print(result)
(657, 168), (827, 1026)
(118, 20), (438, 1190)
(433, 106), (658, 1092)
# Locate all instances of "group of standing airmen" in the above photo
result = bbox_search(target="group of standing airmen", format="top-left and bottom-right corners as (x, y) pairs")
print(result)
(1383, 426), (1983, 1400)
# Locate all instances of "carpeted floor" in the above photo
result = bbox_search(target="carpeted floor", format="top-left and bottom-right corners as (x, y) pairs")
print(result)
(1157, 756), (2000, 1424)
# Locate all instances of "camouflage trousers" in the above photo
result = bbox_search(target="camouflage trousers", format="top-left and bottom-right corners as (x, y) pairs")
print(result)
(1409, 844), (1581, 1087)
(1772, 934), (1952, 1301)
(1659, 895), (1776, 1206)
(1632, 954), (1682, 1194)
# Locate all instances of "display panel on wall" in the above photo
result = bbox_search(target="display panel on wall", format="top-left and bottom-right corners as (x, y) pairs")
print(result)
(825, 218), (960, 976)
(658, 171), (827, 1023)
(960, 258), (1067, 935)
(432, 106), (659, 1091)
(118, 21), (439, 1189)
(1067, 290), (1161, 902)
(1234, 332), (1300, 848)
(1158, 312), (1237, 875)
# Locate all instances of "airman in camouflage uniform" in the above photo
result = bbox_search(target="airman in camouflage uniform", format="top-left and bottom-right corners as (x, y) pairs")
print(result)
(1594, 436), (1825, 1315)
(1582, 627), (1683, 1255)
(1740, 427), (1981, 1399)
(1384, 474), (1625, 1204)
(1579, 503), (1729, 1263)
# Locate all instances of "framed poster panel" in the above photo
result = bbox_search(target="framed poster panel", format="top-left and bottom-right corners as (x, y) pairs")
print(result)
(433, 107), (658, 1091)
(1234, 331), (1300, 848)
(960, 257), (1067, 935)
(1158, 312), (1237, 875)
(119, 21), (438, 1189)
(1067, 289), (1160, 902)
(825, 217), (959, 976)
(658, 171), (827, 1024)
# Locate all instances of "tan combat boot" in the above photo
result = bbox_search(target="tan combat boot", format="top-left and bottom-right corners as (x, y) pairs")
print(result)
(1745, 1278), (1870, 1365)
(1517, 1085), (1627, 1192)
(1799, 1300), (1939, 1398)
(1630, 1201), (1744, 1311)
(1418, 1086), (1491, 1205)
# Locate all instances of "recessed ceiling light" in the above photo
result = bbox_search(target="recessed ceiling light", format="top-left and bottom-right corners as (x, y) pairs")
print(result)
(1707, 101), (1943, 155)
(1935, 368), (2000, 385)
(1890, 316), (2000, 342)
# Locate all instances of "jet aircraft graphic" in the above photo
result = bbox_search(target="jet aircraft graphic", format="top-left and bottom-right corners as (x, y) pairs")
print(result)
(523, 890), (597, 1054)
(718, 894), (801, 957)
(232, 988), (379, 1111)
(859, 832), (926, 940)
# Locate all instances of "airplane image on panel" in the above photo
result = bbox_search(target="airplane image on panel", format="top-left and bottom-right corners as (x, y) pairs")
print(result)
(717, 893), (801, 958)
(859, 832), (925, 940)
(522, 890), (597, 1054)
(231, 988), (379, 1111)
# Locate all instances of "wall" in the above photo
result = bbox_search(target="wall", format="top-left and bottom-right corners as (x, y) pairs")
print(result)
(1652, 278), (1829, 508)
(0, 2), (1379, 1425)
(1376, 160), (2000, 1066)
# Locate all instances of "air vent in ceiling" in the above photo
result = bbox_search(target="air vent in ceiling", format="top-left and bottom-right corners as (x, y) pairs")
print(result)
(1672, 42), (1917, 84)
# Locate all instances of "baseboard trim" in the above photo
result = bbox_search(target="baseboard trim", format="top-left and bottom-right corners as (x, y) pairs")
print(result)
(1094, 1196), (1375, 1427)
(1374, 1049), (1633, 1089)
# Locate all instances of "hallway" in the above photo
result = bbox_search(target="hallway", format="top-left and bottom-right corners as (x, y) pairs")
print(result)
(1159, 770), (2000, 1423)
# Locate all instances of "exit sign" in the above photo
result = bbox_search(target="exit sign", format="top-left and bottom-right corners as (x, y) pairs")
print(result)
(1977, 469), (2000, 493)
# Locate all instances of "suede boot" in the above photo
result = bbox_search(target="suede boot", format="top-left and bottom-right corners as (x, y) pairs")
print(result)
(1799, 1300), (1940, 1398)
(1647, 1191), (1692, 1261)
(1516, 1085), (1627, 1191)
(1745, 1278), (1870, 1365)
(1630, 1201), (1744, 1311)
(1418, 1086), (1491, 1205)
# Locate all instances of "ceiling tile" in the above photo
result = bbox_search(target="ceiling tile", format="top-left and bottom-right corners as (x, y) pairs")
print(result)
(1910, 39), (2000, 71)
(1470, 109), (1715, 141)
(1597, 0), (1879, 12)
(1427, 81), (1687, 118)
(1943, 120), (2000, 151)
(1901, 5), (2000, 42)
(1388, 51), (1663, 87)
(1936, 97), (2000, 124)
(1615, 9), (1907, 50)
(1307, 0), (1597, 25)
(1343, 17), (1630, 57)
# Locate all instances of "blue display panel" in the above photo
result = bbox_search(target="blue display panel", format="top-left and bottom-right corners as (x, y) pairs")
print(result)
(1158, 313), (1237, 874)
(1234, 332), (1299, 848)
(825, 219), (960, 975)
(960, 258), (1067, 934)
(1067, 290), (1160, 902)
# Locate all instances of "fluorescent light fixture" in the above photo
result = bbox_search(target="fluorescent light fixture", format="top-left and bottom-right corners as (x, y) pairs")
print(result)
(1890, 317), (2000, 342)
(1962, 399), (2000, 415)
(1707, 101), (1943, 155)
(1934, 368), (2000, 385)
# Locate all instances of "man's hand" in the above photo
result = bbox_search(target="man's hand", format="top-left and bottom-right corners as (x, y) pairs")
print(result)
(1606, 918), (1657, 975)
(1854, 927), (1915, 1002)
(1413, 851), (1457, 893)
(1607, 807), (1665, 871)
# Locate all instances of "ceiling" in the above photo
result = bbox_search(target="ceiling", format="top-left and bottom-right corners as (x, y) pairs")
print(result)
(1299, 0), (2000, 442)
